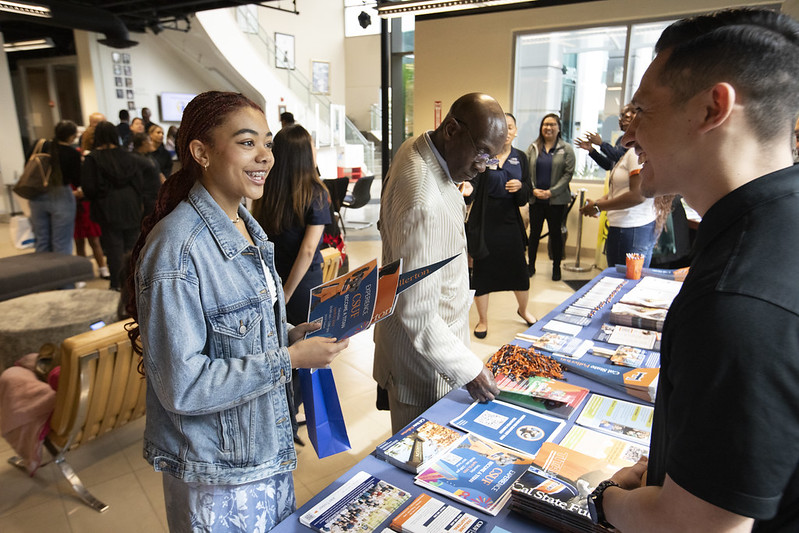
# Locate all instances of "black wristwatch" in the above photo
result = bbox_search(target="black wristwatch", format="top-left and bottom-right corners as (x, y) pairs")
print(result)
(587, 479), (620, 528)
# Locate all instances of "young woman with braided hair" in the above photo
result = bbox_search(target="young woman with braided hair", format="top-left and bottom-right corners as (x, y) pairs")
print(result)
(124, 91), (348, 532)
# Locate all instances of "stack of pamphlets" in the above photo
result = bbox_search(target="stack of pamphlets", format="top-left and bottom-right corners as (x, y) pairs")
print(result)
(300, 471), (411, 532)
(374, 417), (464, 473)
(591, 345), (660, 369)
(494, 374), (590, 420)
(593, 323), (661, 351)
(509, 442), (618, 533)
(389, 493), (486, 533)
(558, 426), (649, 467)
(562, 277), (627, 319)
(414, 433), (534, 516)
(515, 332), (593, 359)
(609, 276), (683, 332)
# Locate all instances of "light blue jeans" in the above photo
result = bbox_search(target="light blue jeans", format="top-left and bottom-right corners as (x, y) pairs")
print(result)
(28, 185), (76, 255)
(606, 221), (656, 269)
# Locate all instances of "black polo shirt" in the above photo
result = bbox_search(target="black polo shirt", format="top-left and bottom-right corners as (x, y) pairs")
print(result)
(649, 165), (799, 531)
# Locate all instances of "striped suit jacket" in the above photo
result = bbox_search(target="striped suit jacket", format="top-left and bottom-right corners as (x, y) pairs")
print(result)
(373, 134), (484, 409)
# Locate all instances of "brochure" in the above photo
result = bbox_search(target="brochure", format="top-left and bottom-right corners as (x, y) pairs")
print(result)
(494, 374), (589, 420)
(558, 426), (648, 468)
(592, 345), (661, 369)
(548, 353), (659, 404)
(575, 394), (653, 447)
(307, 254), (458, 341)
(609, 301), (669, 332)
(299, 470), (411, 533)
(414, 433), (534, 516)
(374, 416), (464, 474)
(540, 319), (583, 336)
(594, 323), (661, 351)
(449, 400), (565, 457)
(619, 276), (683, 309)
(514, 332), (593, 359)
(389, 493), (486, 533)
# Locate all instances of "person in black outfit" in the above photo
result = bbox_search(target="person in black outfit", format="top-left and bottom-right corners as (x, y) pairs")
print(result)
(117, 109), (131, 148)
(148, 124), (173, 179)
(131, 132), (161, 219)
(141, 107), (154, 134)
(595, 9), (799, 532)
(466, 113), (536, 338)
(81, 121), (144, 291)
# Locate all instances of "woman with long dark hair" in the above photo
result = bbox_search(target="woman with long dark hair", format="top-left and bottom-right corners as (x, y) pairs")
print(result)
(251, 124), (332, 445)
(527, 113), (575, 281)
(125, 92), (347, 532)
(251, 124), (331, 325)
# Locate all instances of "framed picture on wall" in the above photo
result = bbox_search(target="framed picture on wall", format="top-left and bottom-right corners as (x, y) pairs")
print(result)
(116, 89), (124, 99)
(311, 60), (330, 95)
(127, 100), (136, 110)
(125, 78), (133, 87)
(122, 53), (130, 64)
(115, 77), (123, 87)
(275, 32), (294, 69)
(126, 89), (134, 99)
(123, 65), (132, 76)
(114, 64), (122, 75)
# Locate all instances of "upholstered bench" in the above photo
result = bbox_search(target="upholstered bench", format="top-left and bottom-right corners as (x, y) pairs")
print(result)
(0, 253), (94, 302)
(0, 289), (119, 371)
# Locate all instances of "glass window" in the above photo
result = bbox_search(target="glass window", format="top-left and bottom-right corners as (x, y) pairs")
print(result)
(513, 20), (674, 181)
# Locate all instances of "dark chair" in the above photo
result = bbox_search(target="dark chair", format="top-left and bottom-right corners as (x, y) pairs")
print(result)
(323, 177), (349, 237)
(341, 175), (375, 230)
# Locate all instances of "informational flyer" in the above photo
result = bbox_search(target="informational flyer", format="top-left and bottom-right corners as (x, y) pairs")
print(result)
(575, 394), (653, 446)
(449, 400), (565, 457)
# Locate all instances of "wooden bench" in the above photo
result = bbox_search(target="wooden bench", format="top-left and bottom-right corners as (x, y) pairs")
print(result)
(9, 320), (146, 512)
(321, 247), (342, 282)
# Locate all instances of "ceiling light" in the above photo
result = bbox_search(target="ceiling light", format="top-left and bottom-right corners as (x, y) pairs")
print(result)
(3, 37), (55, 52)
(377, 0), (533, 18)
(0, 1), (52, 18)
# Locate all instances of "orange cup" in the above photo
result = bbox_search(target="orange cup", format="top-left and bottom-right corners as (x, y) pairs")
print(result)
(626, 254), (644, 280)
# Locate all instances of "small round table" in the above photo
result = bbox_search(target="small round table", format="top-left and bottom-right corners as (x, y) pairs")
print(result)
(0, 289), (120, 371)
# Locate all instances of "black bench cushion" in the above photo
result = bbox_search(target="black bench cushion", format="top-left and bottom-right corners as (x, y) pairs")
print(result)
(0, 253), (94, 302)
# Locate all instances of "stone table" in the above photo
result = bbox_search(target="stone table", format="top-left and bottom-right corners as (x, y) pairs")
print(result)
(0, 289), (120, 370)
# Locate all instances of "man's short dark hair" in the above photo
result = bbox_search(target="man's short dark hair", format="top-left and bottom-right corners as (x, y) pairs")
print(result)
(655, 8), (799, 140)
(54, 120), (77, 142)
(132, 132), (150, 151)
(280, 112), (295, 125)
(119, 109), (129, 121)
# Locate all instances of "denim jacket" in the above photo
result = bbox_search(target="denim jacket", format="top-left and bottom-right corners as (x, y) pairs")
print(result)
(136, 181), (295, 484)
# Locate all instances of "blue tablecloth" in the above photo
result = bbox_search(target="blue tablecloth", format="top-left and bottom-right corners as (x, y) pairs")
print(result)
(274, 268), (650, 532)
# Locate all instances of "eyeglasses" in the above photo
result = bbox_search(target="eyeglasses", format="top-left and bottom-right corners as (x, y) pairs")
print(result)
(453, 117), (500, 166)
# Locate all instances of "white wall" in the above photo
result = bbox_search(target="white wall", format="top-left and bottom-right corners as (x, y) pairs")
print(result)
(0, 34), (27, 216)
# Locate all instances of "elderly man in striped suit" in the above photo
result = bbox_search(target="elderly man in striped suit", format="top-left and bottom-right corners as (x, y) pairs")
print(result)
(374, 93), (507, 433)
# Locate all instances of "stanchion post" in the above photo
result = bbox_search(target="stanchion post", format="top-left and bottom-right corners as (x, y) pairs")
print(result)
(563, 188), (594, 272)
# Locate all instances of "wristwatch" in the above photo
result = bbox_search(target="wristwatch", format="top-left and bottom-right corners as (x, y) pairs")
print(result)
(587, 479), (619, 528)
(593, 204), (601, 215)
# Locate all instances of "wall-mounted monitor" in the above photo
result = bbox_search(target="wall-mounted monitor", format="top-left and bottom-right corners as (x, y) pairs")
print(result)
(158, 92), (196, 122)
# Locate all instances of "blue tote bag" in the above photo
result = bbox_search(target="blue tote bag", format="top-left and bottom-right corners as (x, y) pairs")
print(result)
(298, 367), (351, 458)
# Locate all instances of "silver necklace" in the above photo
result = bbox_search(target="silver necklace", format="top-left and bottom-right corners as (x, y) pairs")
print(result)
(231, 215), (240, 224)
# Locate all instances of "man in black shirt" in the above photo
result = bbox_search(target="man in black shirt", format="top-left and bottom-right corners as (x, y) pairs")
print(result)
(591, 9), (799, 532)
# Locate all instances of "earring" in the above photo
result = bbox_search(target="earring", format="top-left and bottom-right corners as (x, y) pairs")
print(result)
(203, 163), (209, 171)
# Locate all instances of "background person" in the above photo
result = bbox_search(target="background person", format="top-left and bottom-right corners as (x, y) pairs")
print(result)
(374, 92), (505, 433)
(124, 91), (348, 532)
(579, 147), (657, 268)
(131, 132), (162, 219)
(148, 124), (173, 179)
(81, 121), (144, 291)
(117, 109), (131, 148)
(251, 124), (332, 445)
(27, 120), (78, 256)
(466, 112), (536, 339)
(576, 104), (634, 171)
(526, 113), (575, 281)
(80, 111), (105, 153)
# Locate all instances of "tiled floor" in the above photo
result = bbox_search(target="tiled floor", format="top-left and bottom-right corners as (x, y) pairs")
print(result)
(0, 186), (597, 532)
